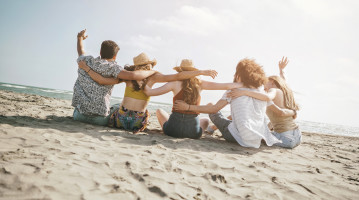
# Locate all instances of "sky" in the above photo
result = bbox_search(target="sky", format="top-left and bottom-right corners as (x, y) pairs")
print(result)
(0, 0), (358, 127)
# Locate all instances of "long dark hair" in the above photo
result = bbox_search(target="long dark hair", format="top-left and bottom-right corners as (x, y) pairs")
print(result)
(182, 77), (201, 105)
(124, 63), (152, 91)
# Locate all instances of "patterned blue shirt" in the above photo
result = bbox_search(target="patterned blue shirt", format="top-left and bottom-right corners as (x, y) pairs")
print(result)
(72, 55), (123, 116)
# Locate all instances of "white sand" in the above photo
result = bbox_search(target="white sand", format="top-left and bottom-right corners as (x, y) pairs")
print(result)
(0, 90), (358, 200)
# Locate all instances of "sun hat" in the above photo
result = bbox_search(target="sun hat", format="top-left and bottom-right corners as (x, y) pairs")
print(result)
(133, 53), (157, 67)
(173, 59), (198, 72)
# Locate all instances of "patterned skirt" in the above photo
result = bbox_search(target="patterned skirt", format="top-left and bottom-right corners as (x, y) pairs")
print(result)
(108, 106), (150, 133)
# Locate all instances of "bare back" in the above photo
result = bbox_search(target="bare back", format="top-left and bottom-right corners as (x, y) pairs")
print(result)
(121, 81), (150, 112)
(272, 88), (285, 109)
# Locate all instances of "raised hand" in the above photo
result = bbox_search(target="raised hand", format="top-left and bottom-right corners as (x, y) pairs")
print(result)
(278, 56), (289, 71)
(173, 100), (189, 111)
(201, 70), (218, 79)
(77, 29), (88, 40)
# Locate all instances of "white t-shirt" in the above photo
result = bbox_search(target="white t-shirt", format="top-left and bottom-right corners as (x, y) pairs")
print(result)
(221, 87), (280, 148)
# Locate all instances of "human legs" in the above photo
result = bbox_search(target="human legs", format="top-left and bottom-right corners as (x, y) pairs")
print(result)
(73, 104), (121, 126)
(207, 115), (231, 134)
(200, 118), (209, 133)
(156, 108), (170, 129)
(209, 112), (236, 143)
(73, 108), (109, 126)
(273, 128), (302, 149)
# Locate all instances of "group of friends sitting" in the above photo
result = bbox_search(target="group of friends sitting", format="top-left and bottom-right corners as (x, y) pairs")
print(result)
(73, 29), (301, 149)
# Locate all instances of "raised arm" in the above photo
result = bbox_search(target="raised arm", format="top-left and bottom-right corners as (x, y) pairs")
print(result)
(227, 88), (276, 101)
(200, 80), (243, 90)
(78, 61), (119, 85)
(77, 29), (88, 56)
(267, 104), (296, 118)
(143, 81), (176, 96)
(173, 99), (228, 114)
(150, 70), (218, 83)
(278, 56), (289, 80)
(117, 70), (157, 81)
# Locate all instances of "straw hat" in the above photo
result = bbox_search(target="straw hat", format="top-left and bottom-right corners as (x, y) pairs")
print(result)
(133, 53), (157, 67)
(173, 59), (199, 72)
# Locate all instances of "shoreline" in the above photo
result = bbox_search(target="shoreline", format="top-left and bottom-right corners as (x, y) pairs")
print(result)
(1, 90), (359, 199)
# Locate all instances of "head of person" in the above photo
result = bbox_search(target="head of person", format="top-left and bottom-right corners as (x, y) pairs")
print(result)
(100, 40), (120, 60)
(233, 58), (267, 89)
(125, 53), (157, 91)
(266, 76), (299, 111)
(173, 59), (200, 105)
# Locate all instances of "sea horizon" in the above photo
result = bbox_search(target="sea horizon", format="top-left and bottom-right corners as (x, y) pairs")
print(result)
(1, 81), (358, 138)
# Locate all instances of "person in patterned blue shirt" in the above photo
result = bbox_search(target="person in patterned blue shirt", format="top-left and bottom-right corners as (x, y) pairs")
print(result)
(72, 29), (156, 126)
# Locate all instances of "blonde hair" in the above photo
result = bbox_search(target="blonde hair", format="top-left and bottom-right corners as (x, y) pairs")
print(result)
(182, 77), (201, 105)
(269, 76), (299, 111)
(124, 63), (152, 91)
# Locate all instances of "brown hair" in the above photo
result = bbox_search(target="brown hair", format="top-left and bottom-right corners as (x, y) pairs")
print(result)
(182, 77), (201, 105)
(233, 58), (267, 88)
(269, 76), (299, 111)
(124, 63), (152, 91)
(100, 40), (120, 59)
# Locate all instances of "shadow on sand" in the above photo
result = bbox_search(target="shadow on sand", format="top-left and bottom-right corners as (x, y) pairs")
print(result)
(0, 115), (279, 156)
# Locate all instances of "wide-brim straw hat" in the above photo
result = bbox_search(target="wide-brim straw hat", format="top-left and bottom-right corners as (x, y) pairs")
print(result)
(133, 52), (157, 67)
(173, 59), (199, 72)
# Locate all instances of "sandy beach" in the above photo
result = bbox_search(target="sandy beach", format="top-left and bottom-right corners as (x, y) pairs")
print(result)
(0, 89), (358, 200)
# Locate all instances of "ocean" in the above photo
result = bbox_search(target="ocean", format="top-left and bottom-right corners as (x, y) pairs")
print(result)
(1, 82), (358, 137)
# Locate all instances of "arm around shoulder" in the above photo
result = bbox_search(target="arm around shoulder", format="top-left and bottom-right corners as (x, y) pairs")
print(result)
(174, 99), (228, 114)
(267, 104), (296, 117)
(117, 70), (156, 81)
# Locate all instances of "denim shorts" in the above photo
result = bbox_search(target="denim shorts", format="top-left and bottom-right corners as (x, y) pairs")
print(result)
(163, 112), (202, 139)
(272, 128), (302, 149)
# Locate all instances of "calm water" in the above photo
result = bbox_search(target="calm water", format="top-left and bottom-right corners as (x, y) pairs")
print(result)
(1, 82), (358, 137)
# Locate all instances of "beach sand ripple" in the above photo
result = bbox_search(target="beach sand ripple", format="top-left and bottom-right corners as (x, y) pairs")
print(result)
(0, 90), (358, 199)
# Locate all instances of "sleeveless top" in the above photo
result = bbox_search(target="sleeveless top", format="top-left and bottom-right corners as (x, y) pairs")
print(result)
(172, 89), (201, 115)
(266, 108), (298, 133)
(124, 86), (150, 101)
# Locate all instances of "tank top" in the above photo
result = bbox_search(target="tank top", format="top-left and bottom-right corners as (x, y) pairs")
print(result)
(124, 86), (150, 101)
(266, 108), (298, 133)
(172, 89), (201, 115)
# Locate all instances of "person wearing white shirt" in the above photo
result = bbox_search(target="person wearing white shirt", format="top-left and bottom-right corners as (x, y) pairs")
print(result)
(174, 58), (296, 148)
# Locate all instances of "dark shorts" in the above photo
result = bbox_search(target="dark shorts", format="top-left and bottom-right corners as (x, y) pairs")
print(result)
(163, 112), (202, 139)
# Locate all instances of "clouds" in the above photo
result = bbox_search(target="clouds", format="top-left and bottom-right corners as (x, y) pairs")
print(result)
(147, 5), (243, 36)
